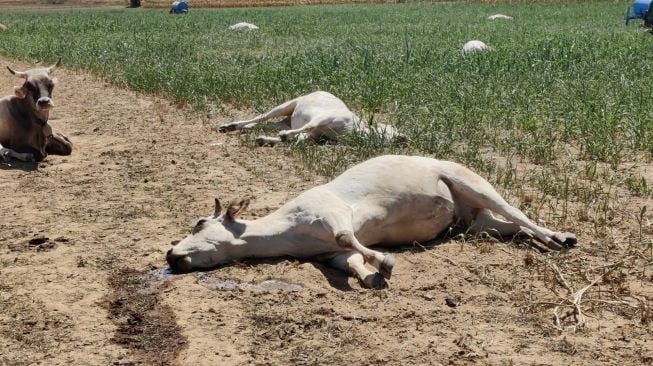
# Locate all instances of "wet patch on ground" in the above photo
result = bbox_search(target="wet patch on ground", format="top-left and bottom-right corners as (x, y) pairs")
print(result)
(104, 268), (187, 365)
(196, 272), (304, 292)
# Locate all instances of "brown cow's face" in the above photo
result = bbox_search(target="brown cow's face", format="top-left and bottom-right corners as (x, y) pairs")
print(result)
(18, 74), (58, 113)
(7, 58), (61, 116)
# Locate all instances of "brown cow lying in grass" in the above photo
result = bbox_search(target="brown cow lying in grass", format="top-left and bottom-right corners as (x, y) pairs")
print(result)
(0, 59), (72, 162)
(167, 155), (576, 289)
(217, 91), (404, 146)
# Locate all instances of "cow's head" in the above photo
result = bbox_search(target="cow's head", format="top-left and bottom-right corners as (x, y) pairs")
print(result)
(166, 197), (250, 273)
(7, 58), (61, 117)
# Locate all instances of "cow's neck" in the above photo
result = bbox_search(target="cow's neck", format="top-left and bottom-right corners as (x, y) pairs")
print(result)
(229, 214), (315, 259)
(14, 98), (49, 127)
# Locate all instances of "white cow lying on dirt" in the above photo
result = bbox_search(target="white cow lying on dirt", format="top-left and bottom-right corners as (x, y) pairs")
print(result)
(167, 155), (576, 289)
(217, 91), (403, 146)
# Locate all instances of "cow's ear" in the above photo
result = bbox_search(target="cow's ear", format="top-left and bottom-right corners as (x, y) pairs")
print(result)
(51, 77), (58, 85)
(14, 85), (26, 99)
(225, 198), (250, 221)
(213, 197), (222, 218)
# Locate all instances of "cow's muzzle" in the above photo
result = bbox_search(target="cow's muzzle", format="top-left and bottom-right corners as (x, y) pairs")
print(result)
(166, 248), (192, 273)
(37, 97), (54, 110)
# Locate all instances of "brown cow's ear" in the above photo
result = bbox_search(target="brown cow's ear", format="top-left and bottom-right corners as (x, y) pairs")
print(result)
(14, 86), (26, 99)
(225, 199), (250, 221)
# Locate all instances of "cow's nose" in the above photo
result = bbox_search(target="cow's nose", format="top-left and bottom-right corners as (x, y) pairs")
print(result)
(37, 98), (53, 107)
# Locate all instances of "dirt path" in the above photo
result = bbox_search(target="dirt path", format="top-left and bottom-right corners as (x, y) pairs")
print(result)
(0, 58), (325, 365)
(0, 58), (651, 365)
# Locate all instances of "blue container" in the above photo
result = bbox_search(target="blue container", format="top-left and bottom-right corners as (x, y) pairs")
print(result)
(626, 0), (652, 24)
(634, 0), (651, 17)
(170, 0), (188, 14)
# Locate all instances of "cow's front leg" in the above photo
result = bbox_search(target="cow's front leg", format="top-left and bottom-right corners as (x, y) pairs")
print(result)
(46, 133), (73, 156)
(218, 120), (257, 132)
(278, 127), (310, 142)
(0, 144), (34, 162)
(327, 251), (387, 289)
(335, 231), (395, 279)
(316, 193), (396, 280)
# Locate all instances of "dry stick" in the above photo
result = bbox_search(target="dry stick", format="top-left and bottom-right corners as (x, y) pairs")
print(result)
(549, 262), (619, 332)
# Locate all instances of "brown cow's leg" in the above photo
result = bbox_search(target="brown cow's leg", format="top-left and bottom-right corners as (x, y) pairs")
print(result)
(45, 133), (73, 156)
(0, 144), (35, 162)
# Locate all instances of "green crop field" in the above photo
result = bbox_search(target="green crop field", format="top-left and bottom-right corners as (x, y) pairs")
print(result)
(0, 2), (651, 215)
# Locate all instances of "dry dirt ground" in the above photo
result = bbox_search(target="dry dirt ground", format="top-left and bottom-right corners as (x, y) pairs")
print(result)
(0, 58), (651, 366)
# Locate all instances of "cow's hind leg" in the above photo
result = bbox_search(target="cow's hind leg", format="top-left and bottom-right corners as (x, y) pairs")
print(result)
(218, 99), (297, 132)
(444, 163), (577, 250)
(328, 251), (386, 289)
(466, 208), (522, 237)
(46, 133), (73, 156)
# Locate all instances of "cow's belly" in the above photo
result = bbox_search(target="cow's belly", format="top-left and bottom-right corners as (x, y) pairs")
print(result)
(354, 194), (455, 246)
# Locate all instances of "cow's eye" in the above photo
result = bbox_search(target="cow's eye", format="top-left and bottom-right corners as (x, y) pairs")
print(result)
(24, 82), (37, 92)
(192, 219), (207, 234)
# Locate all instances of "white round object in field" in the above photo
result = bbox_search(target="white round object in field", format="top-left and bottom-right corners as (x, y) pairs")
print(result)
(462, 40), (490, 54)
(488, 14), (513, 20)
(229, 22), (259, 30)
(0, 24), (7, 31)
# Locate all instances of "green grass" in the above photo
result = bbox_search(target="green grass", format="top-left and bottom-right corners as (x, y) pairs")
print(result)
(0, 2), (651, 218)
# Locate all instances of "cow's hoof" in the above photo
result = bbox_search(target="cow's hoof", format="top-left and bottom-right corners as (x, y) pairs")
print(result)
(362, 273), (387, 290)
(278, 132), (290, 142)
(553, 232), (577, 248)
(218, 124), (235, 133)
(379, 254), (395, 280)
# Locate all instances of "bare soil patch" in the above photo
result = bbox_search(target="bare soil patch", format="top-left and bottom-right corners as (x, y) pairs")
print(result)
(0, 56), (651, 366)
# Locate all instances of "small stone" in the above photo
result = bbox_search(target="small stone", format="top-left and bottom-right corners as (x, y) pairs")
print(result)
(445, 295), (461, 308)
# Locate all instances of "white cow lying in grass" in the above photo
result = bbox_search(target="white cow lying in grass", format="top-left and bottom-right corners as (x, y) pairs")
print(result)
(218, 91), (403, 146)
(488, 14), (513, 20)
(229, 22), (259, 30)
(166, 155), (576, 289)
(463, 40), (491, 54)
